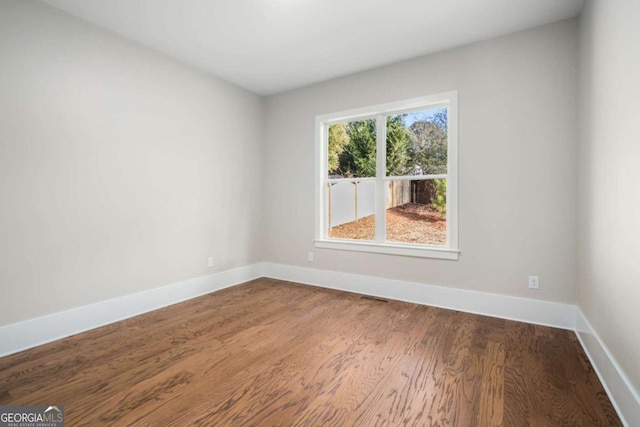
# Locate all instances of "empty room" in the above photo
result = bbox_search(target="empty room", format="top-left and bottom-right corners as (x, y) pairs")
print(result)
(1, 0), (638, 425)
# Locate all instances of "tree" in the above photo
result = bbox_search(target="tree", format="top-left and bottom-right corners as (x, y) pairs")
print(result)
(386, 115), (411, 176)
(327, 123), (349, 175)
(408, 109), (448, 175)
(338, 116), (412, 178)
(433, 178), (447, 214)
(339, 119), (377, 177)
(404, 109), (448, 210)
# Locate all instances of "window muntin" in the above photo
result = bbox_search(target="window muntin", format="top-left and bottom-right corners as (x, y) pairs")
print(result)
(316, 92), (458, 259)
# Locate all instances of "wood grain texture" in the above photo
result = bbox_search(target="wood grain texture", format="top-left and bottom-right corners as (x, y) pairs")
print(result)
(0, 278), (621, 426)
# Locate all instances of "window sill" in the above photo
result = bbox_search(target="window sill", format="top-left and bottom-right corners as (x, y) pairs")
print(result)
(314, 240), (459, 260)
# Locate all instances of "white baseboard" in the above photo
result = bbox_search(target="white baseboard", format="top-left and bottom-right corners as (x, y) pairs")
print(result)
(262, 262), (576, 329)
(262, 262), (638, 426)
(1, 261), (636, 425)
(575, 309), (640, 427)
(0, 263), (263, 359)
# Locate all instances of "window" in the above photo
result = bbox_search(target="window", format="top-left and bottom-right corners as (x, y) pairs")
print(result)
(315, 92), (459, 259)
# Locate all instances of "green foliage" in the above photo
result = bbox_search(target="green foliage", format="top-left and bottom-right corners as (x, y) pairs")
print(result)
(433, 178), (447, 214)
(328, 108), (448, 193)
(336, 116), (412, 178)
(386, 115), (411, 176)
(327, 123), (349, 175)
(339, 119), (377, 177)
(407, 109), (448, 175)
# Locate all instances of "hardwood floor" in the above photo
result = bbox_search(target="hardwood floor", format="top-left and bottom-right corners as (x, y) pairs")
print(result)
(0, 278), (621, 426)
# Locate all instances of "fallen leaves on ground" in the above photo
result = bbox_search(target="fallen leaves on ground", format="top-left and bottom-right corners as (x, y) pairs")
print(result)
(328, 203), (446, 245)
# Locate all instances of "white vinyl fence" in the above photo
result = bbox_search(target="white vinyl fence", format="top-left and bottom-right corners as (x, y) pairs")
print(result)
(328, 181), (411, 228)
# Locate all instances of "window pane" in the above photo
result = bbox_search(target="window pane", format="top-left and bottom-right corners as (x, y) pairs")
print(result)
(327, 119), (376, 178)
(327, 181), (375, 241)
(386, 107), (448, 176)
(385, 179), (446, 245)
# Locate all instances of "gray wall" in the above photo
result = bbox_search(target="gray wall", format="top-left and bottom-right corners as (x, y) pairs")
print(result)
(0, 0), (264, 325)
(3, 0), (636, 403)
(579, 0), (640, 391)
(264, 20), (579, 303)
(2, 0), (637, 395)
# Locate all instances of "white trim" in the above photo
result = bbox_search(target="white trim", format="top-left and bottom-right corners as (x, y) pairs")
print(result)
(262, 262), (574, 329)
(0, 263), (264, 358)
(314, 118), (326, 241)
(316, 94), (455, 125)
(260, 262), (636, 424)
(1, 261), (635, 425)
(327, 177), (377, 184)
(383, 174), (448, 181)
(314, 239), (459, 260)
(575, 309), (640, 427)
(446, 92), (459, 250)
(316, 91), (459, 257)
(375, 113), (386, 243)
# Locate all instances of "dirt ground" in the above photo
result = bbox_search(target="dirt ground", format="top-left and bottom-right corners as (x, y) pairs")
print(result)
(328, 203), (446, 245)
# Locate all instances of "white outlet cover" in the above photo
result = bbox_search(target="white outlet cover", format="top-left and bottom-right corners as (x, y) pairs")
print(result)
(528, 275), (539, 289)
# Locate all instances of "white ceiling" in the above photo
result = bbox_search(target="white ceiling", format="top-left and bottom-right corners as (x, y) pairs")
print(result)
(42, 0), (585, 95)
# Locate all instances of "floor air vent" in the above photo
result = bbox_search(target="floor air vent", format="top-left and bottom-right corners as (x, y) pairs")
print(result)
(359, 295), (389, 303)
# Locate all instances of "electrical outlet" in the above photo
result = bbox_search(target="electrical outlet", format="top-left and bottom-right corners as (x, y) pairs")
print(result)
(528, 275), (539, 289)
(307, 252), (314, 262)
(207, 257), (214, 268)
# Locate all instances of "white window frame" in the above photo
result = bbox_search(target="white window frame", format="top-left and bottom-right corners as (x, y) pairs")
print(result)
(314, 91), (459, 260)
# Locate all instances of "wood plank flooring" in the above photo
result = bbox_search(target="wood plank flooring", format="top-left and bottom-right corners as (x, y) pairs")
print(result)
(0, 278), (621, 426)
